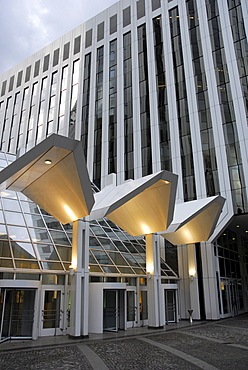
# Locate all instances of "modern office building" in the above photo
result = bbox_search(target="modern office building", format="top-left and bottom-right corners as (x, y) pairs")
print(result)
(0, 0), (247, 341)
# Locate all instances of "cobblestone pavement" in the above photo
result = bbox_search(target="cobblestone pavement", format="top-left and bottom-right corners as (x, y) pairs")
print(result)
(0, 314), (248, 370)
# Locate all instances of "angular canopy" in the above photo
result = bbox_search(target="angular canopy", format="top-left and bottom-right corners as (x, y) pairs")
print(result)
(0, 134), (94, 224)
(90, 171), (178, 236)
(159, 195), (225, 245)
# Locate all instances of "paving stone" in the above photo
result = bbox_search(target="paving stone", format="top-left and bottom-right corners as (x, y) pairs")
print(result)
(0, 345), (93, 370)
(88, 338), (199, 370)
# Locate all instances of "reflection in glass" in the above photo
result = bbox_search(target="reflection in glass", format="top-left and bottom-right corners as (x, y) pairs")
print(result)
(14, 260), (39, 269)
(49, 230), (70, 245)
(25, 214), (46, 228)
(29, 228), (52, 243)
(56, 246), (71, 262)
(4, 211), (26, 226)
(35, 244), (59, 261)
(12, 242), (35, 259)
(8, 225), (31, 242)
(2, 198), (21, 211)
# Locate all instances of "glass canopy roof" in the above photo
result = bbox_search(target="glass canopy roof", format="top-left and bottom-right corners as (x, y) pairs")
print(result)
(0, 152), (178, 278)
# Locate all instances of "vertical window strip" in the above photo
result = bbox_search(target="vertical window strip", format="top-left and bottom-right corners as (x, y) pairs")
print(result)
(17, 87), (29, 150)
(69, 59), (80, 139)
(152, 16), (172, 172)
(123, 32), (134, 180)
(57, 66), (69, 133)
(108, 40), (117, 174)
(26, 82), (38, 146)
(81, 53), (92, 160)
(47, 71), (58, 136)
(1, 97), (13, 151)
(36, 77), (48, 144)
(186, 0), (219, 196)
(93, 46), (104, 188)
(205, 0), (247, 213)
(137, 24), (152, 177)
(227, 0), (248, 120)
(8, 92), (20, 153)
(169, 7), (196, 201)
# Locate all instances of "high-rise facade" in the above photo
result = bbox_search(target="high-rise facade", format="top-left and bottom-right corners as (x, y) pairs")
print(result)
(0, 0), (247, 340)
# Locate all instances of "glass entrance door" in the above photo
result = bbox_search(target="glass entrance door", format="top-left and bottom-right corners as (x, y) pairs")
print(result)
(40, 289), (63, 336)
(0, 289), (35, 341)
(103, 290), (118, 332)
(165, 290), (176, 323)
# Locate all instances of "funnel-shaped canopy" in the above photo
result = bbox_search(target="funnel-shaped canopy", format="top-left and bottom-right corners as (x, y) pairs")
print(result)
(159, 195), (225, 244)
(0, 134), (94, 224)
(90, 171), (178, 236)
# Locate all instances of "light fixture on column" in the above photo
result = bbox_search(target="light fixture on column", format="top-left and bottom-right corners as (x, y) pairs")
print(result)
(189, 269), (196, 281)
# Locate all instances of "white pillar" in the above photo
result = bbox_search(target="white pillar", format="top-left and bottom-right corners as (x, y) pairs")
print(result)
(69, 219), (89, 338)
(200, 242), (220, 320)
(177, 243), (200, 320)
(146, 234), (164, 328)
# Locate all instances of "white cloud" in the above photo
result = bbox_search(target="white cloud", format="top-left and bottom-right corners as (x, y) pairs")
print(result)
(0, 0), (117, 75)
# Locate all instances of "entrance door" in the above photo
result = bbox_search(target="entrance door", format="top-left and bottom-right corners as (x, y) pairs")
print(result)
(0, 289), (35, 341)
(40, 289), (64, 336)
(103, 290), (125, 332)
(103, 290), (118, 331)
(139, 290), (148, 325)
(165, 290), (176, 323)
(127, 290), (136, 327)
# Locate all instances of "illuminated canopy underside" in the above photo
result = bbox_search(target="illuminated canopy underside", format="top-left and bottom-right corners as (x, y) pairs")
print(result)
(159, 196), (225, 244)
(90, 171), (178, 236)
(0, 134), (94, 224)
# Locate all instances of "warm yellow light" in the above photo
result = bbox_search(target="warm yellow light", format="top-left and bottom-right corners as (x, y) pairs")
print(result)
(189, 269), (196, 277)
(44, 159), (52, 165)
(64, 204), (78, 222)
(141, 224), (151, 235)
(146, 263), (154, 275)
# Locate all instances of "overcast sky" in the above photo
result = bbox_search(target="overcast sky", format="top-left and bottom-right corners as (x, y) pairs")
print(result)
(0, 0), (117, 75)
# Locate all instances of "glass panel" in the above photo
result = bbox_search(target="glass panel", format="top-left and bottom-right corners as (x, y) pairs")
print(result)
(42, 275), (65, 285)
(25, 214), (46, 228)
(2, 198), (21, 211)
(118, 266), (134, 274)
(16, 273), (40, 280)
(14, 260), (39, 269)
(103, 290), (117, 331)
(91, 250), (113, 265)
(49, 230), (70, 245)
(89, 265), (103, 273)
(29, 228), (52, 243)
(40, 261), (64, 270)
(12, 242), (36, 259)
(56, 246), (71, 262)
(140, 290), (148, 320)
(43, 216), (63, 230)
(0, 259), (13, 268)
(89, 236), (103, 249)
(22, 202), (40, 213)
(127, 291), (135, 321)
(43, 291), (61, 328)
(7, 225), (31, 242)
(101, 265), (119, 273)
(4, 211), (26, 226)
(0, 240), (11, 257)
(35, 244), (59, 261)
(108, 252), (128, 266)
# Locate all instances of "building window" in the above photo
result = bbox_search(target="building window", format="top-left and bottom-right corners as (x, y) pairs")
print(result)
(153, 16), (171, 172)
(97, 22), (104, 42)
(169, 7), (196, 201)
(36, 77), (48, 143)
(17, 87), (29, 150)
(81, 53), (92, 160)
(1, 97), (13, 151)
(123, 32), (134, 180)
(43, 54), (50, 72)
(69, 59), (80, 139)
(26, 82), (38, 147)
(93, 46), (104, 188)
(152, 0), (161, 11)
(137, 24), (152, 176)
(74, 35), (81, 54)
(8, 76), (14, 92)
(108, 40), (117, 174)
(123, 6), (131, 27)
(58, 66), (69, 133)
(8, 92), (20, 152)
(137, 0), (145, 20)
(53, 49), (60, 67)
(110, 14), (117, 34)
(85, 29), (93, 48)
(16, 70), (23, 88)
(63, 42), (70, 61)
(47, 72), (58, 135)
(34, 60), (40, 77)
(1, 80), (7, 96)
(25, 65), (31, 82)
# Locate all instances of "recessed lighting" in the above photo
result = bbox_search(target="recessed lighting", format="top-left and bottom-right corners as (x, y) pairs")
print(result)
(236, 225), (240, 228)
(245, 230), (248, 233)
(44, 159), (52, 165)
